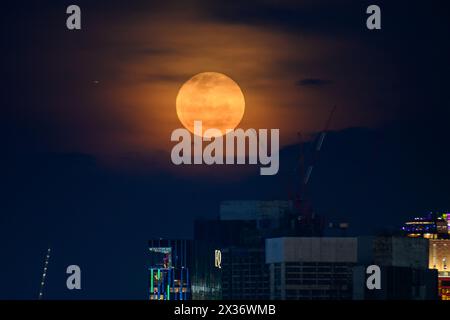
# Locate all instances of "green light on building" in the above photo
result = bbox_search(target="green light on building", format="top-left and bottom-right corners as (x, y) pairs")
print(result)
(150, 269), (154, 295)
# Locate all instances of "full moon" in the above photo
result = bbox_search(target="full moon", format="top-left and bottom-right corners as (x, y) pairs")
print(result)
(176, 72), (245, 138)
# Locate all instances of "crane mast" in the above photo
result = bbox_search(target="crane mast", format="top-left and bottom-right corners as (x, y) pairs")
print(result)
(293, 106), (336, 236)
(38, 248), (51, 300)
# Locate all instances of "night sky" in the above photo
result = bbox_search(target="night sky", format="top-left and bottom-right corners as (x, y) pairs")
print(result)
(1, 0), (450, 299)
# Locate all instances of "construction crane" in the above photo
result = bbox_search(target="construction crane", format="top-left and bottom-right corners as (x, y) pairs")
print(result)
(292, 105), (337, 236)
(303, 105), (336, 187)
(38, 248), (51, 300)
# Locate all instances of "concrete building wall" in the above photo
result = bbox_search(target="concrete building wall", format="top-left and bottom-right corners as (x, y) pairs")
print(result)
(356, 236), (374, 265)
(373, 236), (428, 269)
(266, 237), (357, 300)
(266, 237), (358, 264)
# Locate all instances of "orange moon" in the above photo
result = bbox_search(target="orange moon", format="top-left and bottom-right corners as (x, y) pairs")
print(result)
(176, 72), (245, 137)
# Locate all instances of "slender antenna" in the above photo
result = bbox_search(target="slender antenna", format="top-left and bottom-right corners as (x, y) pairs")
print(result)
(38, 248), (51, 300)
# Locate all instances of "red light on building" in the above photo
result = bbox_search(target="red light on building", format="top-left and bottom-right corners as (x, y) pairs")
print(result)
(438, 277), (450, 300)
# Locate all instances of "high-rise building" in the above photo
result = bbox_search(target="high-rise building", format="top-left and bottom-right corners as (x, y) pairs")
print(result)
(265, 237), (358, 300)
(372, 236), (429, 269)
(353, 265), (438, 300)
(220, 247), (269, 299)
(429, 239), (450, 300)
(191, 218), (265, 299)
(354, 236), (438, 300)
(147, 239), (191, 300)
(191, 201), (296, 300)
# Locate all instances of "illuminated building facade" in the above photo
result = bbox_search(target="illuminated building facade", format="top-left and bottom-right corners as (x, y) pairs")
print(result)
(429, 239), (450, 300)
(148, 239), (191, 300)
(438, 278), (450, 301)
(429, 239), (450, 271)
(402, 212), (450, 239)
(401, 212), (450, 300)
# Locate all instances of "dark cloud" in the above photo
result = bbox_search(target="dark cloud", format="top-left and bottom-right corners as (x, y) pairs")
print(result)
(296, 78), (333, 87)
(204, 0), (365, 35)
